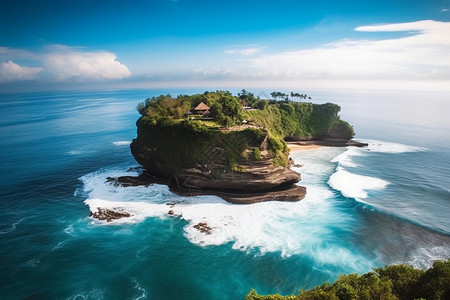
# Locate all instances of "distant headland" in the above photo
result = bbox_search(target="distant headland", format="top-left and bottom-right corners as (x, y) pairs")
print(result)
(102, 90), (366, 220)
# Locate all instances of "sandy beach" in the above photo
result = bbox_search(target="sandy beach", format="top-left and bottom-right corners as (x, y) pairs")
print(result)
(287, 143), (325, 152)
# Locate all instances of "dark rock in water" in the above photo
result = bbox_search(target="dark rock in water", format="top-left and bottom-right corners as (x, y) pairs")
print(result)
(90, 208), (131, 222)
(289, 157), (302, 168)
(107, 173), (165, 187)
(127, 166), (143, 173)
(174, 184), (306, 204)
(194, 222), (212, 235)
(168, 210), (175, 215)
(110, 172), (306, 204)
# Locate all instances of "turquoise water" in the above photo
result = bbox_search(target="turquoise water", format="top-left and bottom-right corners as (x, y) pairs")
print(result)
(0, 89), (449, 299)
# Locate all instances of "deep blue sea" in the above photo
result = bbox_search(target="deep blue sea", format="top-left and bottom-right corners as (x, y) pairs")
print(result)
(0, 88), (449, 299)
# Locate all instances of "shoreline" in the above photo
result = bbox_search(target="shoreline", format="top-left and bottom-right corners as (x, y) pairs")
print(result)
(287, 139), (368, 152)
(287, 143), (325, 152)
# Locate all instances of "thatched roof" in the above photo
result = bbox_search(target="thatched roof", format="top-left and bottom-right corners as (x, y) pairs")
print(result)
(194, 102), (210, 111)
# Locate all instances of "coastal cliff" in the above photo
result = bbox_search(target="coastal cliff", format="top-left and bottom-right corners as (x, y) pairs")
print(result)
(115, 90), (363, 205)
(129, 117), (305, 203)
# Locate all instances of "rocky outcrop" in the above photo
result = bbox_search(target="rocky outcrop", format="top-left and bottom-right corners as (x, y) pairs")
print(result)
(194, 222), (213, 235)
(126, 122), (306, 203)
(90, 208), (131, 222)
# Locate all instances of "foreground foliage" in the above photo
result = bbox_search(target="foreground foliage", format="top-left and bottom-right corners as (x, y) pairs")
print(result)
(246, 260), (450, 300)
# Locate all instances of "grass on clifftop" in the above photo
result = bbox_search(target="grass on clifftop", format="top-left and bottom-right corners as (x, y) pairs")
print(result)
(136, 90), (354, 141)
(136, 116), (273, 172)
(135, 90), (355, 170)
(246, 259), (450, 300)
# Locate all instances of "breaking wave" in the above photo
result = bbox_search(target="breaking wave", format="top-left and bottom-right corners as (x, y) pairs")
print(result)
(78, 161), (373, 270)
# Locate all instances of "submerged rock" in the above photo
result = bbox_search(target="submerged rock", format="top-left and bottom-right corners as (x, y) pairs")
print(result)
(194, 222), (213, 235)
(90, 208), (131, 222)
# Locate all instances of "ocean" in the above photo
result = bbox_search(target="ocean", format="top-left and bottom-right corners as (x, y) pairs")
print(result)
(0, 88), (449, 299)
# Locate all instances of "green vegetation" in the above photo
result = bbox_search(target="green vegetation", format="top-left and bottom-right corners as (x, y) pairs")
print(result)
(247, 101), (354, 140)
(210, 94), (243, 127)
(252, 147), (262, 160)
(135, 90), (355, 170)
(136, 89), (353, 141)
(246, 260), (450, 300)
(135, 116), (272, 172)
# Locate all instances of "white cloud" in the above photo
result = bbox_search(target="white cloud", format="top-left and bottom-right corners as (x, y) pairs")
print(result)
(0, 60), (42, 81)
(0, 45), (131, 82)
(441, 8), (449, 12)
(249, 20), (450, 81)
(355, 19), (447, 32)
(225, 47), (265, 55)
(43, 45), (131, 80)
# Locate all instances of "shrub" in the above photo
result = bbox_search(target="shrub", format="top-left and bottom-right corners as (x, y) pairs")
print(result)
(252, 147), (262, 160)
(246, 260), (450, 300)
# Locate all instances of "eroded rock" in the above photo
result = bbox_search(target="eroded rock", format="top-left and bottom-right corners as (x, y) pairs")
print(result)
(194, 222), (213, 235)
(90, 208), (131, 222)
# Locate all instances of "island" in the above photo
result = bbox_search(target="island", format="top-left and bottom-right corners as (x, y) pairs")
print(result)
(107, 90), (365, 207)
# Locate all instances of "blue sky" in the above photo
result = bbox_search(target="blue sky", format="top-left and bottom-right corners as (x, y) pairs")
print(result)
(1, 0), (449, 91)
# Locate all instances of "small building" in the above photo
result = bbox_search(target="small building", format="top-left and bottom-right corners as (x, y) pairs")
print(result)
(241, 100), (251, 110)
(193, 102), (210, 116)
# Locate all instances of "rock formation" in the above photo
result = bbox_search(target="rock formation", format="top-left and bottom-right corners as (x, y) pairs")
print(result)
(128, 124), (306, 204)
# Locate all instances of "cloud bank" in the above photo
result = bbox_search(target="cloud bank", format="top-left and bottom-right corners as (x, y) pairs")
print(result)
(0, 61), (42, 81)
(0, 45), (131, 83)
(133, 20), (450, 91)
(249, 20), (450, 81)
(43, 46), (131, 80)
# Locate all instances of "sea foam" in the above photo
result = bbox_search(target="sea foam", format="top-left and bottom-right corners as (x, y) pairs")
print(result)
(328, 168), (389, 199)
(331, 147), (365, 168)
(362, 139), (427, 153)
(113, 141), (131, 146)
(79, 161), (371, 269)
(327, 139), (424, 200)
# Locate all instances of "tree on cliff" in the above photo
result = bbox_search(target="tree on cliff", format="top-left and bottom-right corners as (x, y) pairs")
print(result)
(210, 95), (243, 128)
(137, 95), (190, 119)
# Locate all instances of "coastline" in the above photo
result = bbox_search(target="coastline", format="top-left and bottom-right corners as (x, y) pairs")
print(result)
(287, 143), (325, 152)
(287, 139), (368, 151)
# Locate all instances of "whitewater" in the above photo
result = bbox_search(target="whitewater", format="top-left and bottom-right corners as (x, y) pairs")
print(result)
(0, 89), (449, 299)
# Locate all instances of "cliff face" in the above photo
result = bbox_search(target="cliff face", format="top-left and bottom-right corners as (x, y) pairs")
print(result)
(129, 117), (305, 203)
(246, 102), (358, 143)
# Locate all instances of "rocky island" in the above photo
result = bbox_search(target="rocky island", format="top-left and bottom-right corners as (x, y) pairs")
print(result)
(109, 90), (365, 207)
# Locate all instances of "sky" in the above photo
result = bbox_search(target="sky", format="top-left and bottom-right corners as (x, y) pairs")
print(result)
(1, 0), (450, 92)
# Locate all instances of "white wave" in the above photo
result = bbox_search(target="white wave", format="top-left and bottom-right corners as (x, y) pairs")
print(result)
(326, 139), (423, 200)
(113, 141), (131, 146)
(132, 278), (147, 300)
(328, 168), (389, 199)
(85, 198), (170, 224)
(66, 289), (105, 300)
(64, 224), (77, 237)
(328, 140), (426, 178)
(331, 147), (365, 168)
(400, 246), (450, 270)
(361, 139), (427, 153)
(78, 161), (373, 270)
(52, 240), (68, 251)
